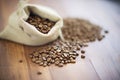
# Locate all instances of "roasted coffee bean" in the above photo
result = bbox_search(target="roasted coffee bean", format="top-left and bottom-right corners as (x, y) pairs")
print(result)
(51, 60), (55, 63)
(53, 46), (58, 50)
(29, 54), (33, 58)
(19, 60), (23, 63)
(48, 23), (52, 26)
(81, 50), (85, 54)
(71, 55), (77, 59)
(47, 62), (51, 66)
(63, 53), (68, 58)
(83, 44), (88, 47)
(47, 57), (51, 62)
(67, 60), (71, 63)
(104, 30), (108, 34)
(32, 58), (36, 62)
(58, 63), (63, 67)
(37, 72), (42, 75)
(75, 53), (79, 56)
(61, 60), (65, 64)
(81, 55), (85, 59)
(33, 52), (39, 57)
(102, 35), (105, 38)
(39, 62), (44, 66)
(43, 61), (47, 67)
(38, 24), (42, 28)
(98, 35), (104, 41)
(56, 49), (61, 52)
(43, 21), (48, 25)
(55, 60), (60, 65)
(70, 58), (76, 63)
(35, 60), (41, 64)
(76, 46), (80, 50)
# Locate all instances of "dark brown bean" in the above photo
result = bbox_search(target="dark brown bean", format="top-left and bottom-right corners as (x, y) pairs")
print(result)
(104, 30), (109, 34)
(37, 72), (42, 75)
(81, 50), (85, 54)
(19, 60), (23, 63)
(81, 55), (85, 59)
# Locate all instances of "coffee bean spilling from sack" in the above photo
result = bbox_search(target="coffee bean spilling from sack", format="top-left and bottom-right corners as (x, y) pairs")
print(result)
(29, 18), (108, 67)
(29, 40), (86, 67)
(26, 13), (55, 34)
(62, 18), (106, 42)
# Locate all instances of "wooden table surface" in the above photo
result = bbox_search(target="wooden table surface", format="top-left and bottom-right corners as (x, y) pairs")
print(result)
(0, 0), (120, 80)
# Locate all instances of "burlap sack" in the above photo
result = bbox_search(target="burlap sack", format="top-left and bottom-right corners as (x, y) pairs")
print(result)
(0, 0), (63, 46)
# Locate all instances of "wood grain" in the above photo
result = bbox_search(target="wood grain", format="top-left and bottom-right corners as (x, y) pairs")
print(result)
(0, 0), (120, 80)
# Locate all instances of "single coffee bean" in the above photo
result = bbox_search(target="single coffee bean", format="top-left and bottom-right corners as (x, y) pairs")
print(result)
(98, 35), (104, 41)
(70, 59), (76, 63)
(81, 55), (85, 59)
(47, 62), (51, 66)
(76, 46), (80, 50)
(33, 52), (39, 57)
(39, 62), (44, 66)
(35, 60), (41, 64)
(104, 30), (108, 34)
(32, 58), (36, 62)
(37, 72), (42, 75)
(55, 60), (60, 65)
(19, 60), (23, 63)
(29, 54), (33, 58)
(81, 50), (85, 54)
(43, 61), (47, 67)
(75, 53), (79, 56)
(58, 63), (63, 67)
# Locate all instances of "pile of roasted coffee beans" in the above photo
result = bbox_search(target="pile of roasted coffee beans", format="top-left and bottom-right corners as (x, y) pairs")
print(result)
(29, 40), (87, 67)
(62, 18), (106, 42)
(29, 18), (108, 67)
(26, 12), (55, 34)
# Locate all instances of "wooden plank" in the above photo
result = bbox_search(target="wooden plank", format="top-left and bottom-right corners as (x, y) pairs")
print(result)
(86, 41), (120, 80)
(0, 40), (30, 80)
(0, 40), (9, 80)
(49, 58), (101, 80)
(24, 46), (53, 80)
(87, 2), (120, 80)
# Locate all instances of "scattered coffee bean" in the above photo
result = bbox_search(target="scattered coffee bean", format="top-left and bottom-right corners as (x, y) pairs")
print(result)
(19, 60), (23, 63)
(29, 54), (33, 58)
(98, 35), (104, 41)
(81, 50), (85, 54)
(104, 30), (109, 34)
(70, 58), (76, 63)
(76, 46), (80, 50)
(81, 55), (85, 59)
(26, 12), (55, 34)
(37, 72), (42, 75)
(102, 35), (105, 38)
